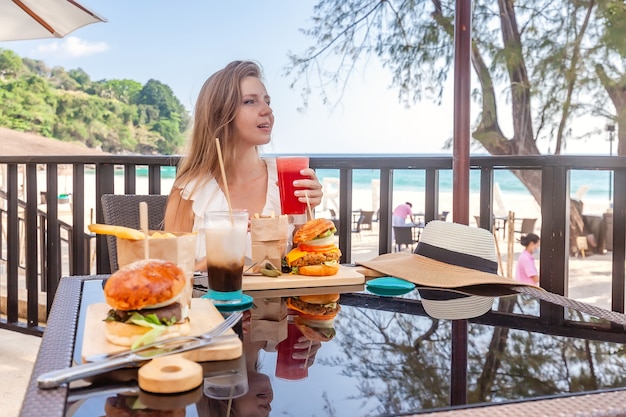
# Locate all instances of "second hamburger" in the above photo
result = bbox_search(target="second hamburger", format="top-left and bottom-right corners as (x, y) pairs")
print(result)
(285, 218), (342, 276)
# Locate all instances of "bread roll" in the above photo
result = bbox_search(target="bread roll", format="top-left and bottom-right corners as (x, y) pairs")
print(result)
(104, 259), (186, 311)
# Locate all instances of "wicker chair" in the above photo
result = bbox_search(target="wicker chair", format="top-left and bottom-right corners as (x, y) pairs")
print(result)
(100, 194), (168, 272)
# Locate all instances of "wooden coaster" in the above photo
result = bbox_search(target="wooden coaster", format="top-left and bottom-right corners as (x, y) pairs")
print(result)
(138, 355), (203, 394)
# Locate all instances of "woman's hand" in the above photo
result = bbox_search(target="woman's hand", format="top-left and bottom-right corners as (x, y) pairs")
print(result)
(293, 168), (323, 209)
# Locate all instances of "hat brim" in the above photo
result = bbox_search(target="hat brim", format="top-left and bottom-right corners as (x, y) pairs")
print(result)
(357, 253), (526, 289)
(418, 288), (495, 320)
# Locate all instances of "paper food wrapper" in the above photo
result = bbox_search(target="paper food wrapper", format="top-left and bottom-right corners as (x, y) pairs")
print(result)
(117, 231), (197, 308)
(250, 215), (289, 273)
(250, 298), (288, 350)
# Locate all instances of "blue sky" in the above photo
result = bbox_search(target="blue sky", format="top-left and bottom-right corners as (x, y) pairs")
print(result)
(0, 1), (608, 155)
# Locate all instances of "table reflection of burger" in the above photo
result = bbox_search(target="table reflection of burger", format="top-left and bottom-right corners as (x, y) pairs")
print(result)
(285, 219), (341, 276)
(286, 294), (340, 342)
(104, 394), (186, 417)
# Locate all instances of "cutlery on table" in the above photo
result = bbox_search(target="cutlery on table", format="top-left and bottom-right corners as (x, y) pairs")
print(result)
(37, 311), (243, 389)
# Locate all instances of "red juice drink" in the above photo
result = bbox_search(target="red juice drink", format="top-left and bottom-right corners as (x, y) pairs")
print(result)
(276, 156), (309, 215)
(275, 319), (309, 380)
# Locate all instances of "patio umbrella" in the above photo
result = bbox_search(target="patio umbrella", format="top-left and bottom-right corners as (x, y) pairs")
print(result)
(0, 0), (106, 42)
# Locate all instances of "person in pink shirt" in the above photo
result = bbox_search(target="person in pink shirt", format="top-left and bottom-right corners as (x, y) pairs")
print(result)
(515, 233), (540, 286)
(392, 202), (413, 226)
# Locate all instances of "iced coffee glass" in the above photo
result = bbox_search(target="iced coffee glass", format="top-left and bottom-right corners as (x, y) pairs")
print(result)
(203, 210), (248, 304)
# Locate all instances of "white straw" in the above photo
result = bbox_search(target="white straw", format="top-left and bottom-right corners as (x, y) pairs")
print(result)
(215, 138), (233, 224)
(139, 201), (149, 259)
(305, 190), (313, 219)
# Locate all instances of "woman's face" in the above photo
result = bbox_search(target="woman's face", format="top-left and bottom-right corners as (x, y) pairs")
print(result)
(233, 76), (274, 147)
(234, 371), (273, 417)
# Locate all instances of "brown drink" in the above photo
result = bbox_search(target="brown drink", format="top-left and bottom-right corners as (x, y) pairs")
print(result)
(203, 211), (248, 304)
(207, 263), (244, 293)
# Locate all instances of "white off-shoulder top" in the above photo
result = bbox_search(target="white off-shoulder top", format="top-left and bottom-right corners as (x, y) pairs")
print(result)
(178, 157), (281, 263)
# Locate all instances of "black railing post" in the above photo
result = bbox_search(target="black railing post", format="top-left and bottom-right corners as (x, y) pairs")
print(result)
(124, 164), (136, 194)
(70, 163), (86, 275)
(539, 165), (569, 326)
(338, 168), (353, 264)
(6, 163), (19, 323)
(479, 168), (494, 231)
(424, 168), (439, 223)
(379, 168), (393, 254)
(148, 165), (161, 195)
(611, 168), (626, 314)
(45, 163), (60, 311)
(95, 163), (115, 274)
(25, 163), (39, 327)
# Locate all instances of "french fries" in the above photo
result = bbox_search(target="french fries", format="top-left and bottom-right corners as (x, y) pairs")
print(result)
(88, 224), (145, 240)
(150, 231), (177, 239)
(88, 224), (177, 240)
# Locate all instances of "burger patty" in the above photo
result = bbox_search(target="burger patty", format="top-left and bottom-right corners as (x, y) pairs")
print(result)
(289, 297), (339, 316)
(291, 250), (341, 267)
(108, 302), (183, 324)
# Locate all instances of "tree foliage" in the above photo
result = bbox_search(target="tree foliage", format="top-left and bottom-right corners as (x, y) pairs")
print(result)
(326, 297), (626, 414)
(286, 0), (626, 202)
(0, 48), (190, 154)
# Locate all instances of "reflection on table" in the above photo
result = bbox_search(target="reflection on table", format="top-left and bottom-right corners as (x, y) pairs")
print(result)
(20, 275), (626, 417)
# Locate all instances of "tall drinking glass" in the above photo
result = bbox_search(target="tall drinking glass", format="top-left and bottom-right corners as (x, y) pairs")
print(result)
(276, 156), (309, 215)
(203, 210), (248, 304)
(275, 317), (309, 381)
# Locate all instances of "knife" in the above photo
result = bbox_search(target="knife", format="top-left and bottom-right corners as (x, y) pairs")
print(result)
(37, 311), (242, 389)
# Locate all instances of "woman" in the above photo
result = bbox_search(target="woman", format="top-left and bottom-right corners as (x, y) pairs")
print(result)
(515, 233), (540, 286)
(164, 61), (323, 269)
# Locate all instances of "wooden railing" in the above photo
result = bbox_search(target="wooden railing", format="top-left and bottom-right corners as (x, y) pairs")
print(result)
(0, 154), (624, 338)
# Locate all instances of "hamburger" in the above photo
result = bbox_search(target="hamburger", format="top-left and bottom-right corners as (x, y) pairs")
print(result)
(287, 294), (340, 342)
(104, 394), (186, 417)
(285, 218), (341, 276)
(104, 259), (191, 349)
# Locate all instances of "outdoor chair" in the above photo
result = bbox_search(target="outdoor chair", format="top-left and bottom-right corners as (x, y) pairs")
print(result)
(100, 194), (168, 272)
(515, 218), (537, 236)
(360, 210), (374, 230)
(393, 226), (417, 252)
(352, 215), (365, 241)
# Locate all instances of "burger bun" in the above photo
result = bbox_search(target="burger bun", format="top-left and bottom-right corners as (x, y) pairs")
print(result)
(298, 263), (339, 276)
(105, 259), (186, 311)
(293, 218), (335, 244)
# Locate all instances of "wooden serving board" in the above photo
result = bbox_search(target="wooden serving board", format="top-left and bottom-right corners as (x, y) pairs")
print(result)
(82, 298), (241, 364)
(242, 265), (364, 291)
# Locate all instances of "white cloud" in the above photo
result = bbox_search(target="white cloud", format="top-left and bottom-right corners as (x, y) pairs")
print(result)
(36, 36), (108, 58)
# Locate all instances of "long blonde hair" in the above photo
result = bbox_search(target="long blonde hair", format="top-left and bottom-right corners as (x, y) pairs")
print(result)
(175, 61), (263, 194)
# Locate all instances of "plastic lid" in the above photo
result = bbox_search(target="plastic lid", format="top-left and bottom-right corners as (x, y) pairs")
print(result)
(366, 277), (416, 296)
(202, 293), (254, 312)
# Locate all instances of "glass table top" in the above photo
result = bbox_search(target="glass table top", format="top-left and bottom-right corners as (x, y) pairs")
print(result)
(62, 279), (626, 417)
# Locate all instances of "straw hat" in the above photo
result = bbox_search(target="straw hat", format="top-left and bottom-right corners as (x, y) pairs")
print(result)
(357, 221), (533, 320)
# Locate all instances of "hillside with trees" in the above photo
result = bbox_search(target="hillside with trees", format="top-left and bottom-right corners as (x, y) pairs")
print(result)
(0, 48), (190, 155)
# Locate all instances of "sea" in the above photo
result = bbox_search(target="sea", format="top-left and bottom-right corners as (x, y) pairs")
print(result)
(135, 165), (613, 200)
(315, 168), (613, 200)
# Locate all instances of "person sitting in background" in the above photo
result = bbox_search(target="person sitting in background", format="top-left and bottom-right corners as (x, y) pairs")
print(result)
(516, 233), (540, 286)
(392, 202), (413, 226)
